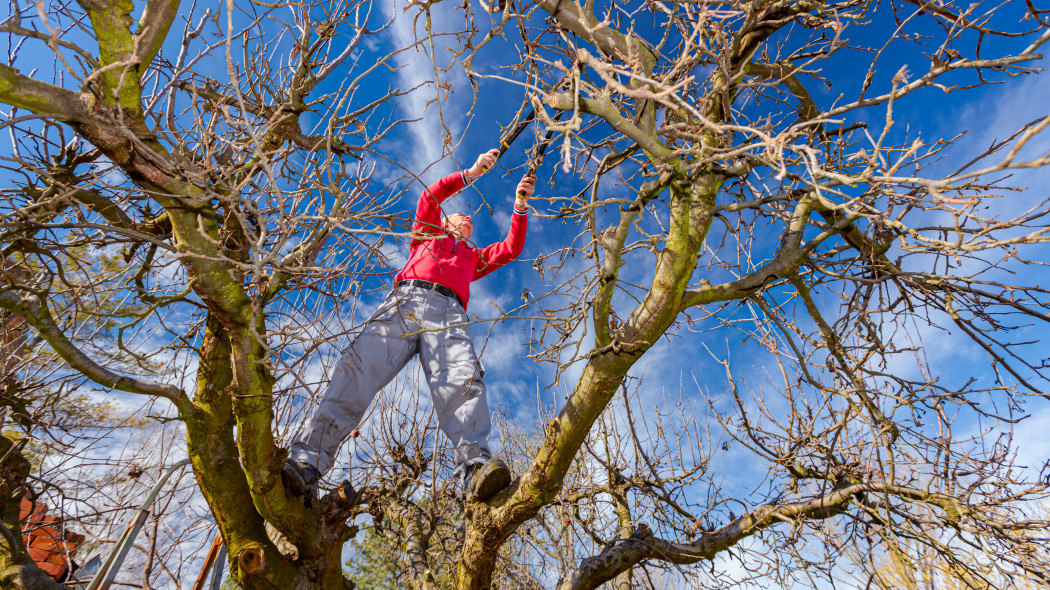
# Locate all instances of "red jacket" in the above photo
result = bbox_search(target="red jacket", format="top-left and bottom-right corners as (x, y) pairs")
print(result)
(394, 171), (527, 309)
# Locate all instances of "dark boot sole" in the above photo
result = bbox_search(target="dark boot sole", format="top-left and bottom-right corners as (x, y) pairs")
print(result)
(471, 463), (512, 501)
(281, 462), (319, 501)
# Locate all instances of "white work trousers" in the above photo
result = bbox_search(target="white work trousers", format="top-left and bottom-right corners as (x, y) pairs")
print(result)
(288, 284), (491, 476)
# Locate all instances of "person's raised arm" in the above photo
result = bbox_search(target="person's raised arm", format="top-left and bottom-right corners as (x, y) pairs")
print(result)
(411, 149), (499, 246)
(465, 148), (499, 183)
(475, 174), (535, 280)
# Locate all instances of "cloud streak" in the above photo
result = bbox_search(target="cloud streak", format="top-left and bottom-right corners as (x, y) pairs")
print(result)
(382, 1), (469, 179)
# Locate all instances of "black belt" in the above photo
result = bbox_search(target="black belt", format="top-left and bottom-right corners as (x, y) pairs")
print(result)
(396, 279), (463, 306)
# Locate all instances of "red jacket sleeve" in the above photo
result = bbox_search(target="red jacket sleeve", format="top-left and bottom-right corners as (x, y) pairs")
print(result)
(473, 211), (527, 280)
(411, 172), (467, 249)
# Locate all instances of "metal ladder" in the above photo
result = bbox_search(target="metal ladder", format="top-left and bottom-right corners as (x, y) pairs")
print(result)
(74, 458), (226, 590)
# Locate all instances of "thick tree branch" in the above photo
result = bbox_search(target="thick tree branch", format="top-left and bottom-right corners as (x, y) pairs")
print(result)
(388, 500), (436, 590)
(535, 0), (654, 73)
(461, 177), (727, 587)
(0, 66), (91, 120)
(559, 482), (971, 589)
(680, 195), (814, 310)
(747, 61), (821, 124)
(555, 525), (655, 590)
(591, 172), (673, 348)
(134, 0), (180, 73)
(678, 253), (802, 309)
(535, 0), (657, 129)
(78, 0), (143, 112)
(0, 289), (189, 410)
(546, 92), (670, 159)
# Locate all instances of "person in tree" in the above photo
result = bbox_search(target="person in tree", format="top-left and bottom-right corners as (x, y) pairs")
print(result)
(283, 149), (535, 502)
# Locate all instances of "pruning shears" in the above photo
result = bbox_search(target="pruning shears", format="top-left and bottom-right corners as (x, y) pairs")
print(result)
(493, 107), (565, 198)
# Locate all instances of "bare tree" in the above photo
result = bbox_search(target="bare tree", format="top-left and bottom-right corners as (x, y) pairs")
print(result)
(843, 528), (1047, 590)
(0, 0), (445, 587)
(434, 0), (1050, 588)
(2, 0), (1050, 589)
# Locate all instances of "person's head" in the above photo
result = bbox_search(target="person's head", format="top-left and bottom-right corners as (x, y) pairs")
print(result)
(443, 212), (473, 240)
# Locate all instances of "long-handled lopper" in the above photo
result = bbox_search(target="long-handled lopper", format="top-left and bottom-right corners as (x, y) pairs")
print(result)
(490, 105), (565, 198)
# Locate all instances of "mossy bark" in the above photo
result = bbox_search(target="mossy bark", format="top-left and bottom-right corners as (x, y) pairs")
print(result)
(455, 174), (726, 588)
(185, 318), (300, 589)
(0, 3), (356, 585)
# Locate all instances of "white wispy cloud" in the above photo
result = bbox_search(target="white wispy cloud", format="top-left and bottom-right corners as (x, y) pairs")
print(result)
(382, 1), (469, 179)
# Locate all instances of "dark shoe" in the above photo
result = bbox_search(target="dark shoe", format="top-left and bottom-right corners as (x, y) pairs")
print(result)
(281, 460), (319, 500)
(463, 458), (512, 501)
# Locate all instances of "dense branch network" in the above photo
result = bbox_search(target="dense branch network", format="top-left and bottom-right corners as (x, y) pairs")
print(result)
(0, 0), (1048, 588)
